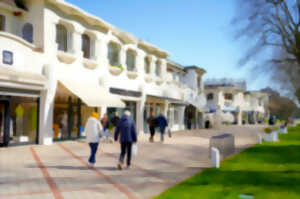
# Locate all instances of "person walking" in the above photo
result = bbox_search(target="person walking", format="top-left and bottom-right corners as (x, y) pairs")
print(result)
(111, 111), (120, 131)
(85, 112), (104, 167)
(114, 110), (137, 170)
(147, 111), (157, 142)
(156, 113), (168, 142)
(101, 113), (109, 138)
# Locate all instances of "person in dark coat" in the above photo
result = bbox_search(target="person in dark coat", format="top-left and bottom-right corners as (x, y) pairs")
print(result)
(114, 110), (137, 170)
(111, 112), (120, 127)
(147, 111), (157, 142)
(156, 113), (168, 142)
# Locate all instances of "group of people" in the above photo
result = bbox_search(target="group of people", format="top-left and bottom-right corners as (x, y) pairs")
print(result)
(84, 110), (170, 170)
(147, 111), (169, 142)
(84, 110), (137, 170)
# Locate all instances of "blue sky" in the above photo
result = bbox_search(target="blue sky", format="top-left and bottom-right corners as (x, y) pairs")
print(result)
(67, 0), (270, 91)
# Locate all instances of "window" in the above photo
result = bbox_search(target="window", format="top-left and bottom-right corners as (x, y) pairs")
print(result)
(108, 42), (120, 66)
(0, 15), (5, 31)
(224, 93), (233, 100)
(126, 50), (136, 71)
(155, 60), (161, 77)
(144, 56), (151, 74)
(22, 23), (33, 43)
(82, 34), (91, 59)
(56, 24), (68, 52)
(207, 93), (214, 101)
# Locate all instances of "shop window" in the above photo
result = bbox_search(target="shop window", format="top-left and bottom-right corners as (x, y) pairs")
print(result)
(0, 15), (5, 31)
(82, 34), (91, 59)
(56, 24), (68, 52)
(207, 93), (214, 101)
(126, 49), (136, 71)
(156, 60), (162, 77)
(22, 23), (33, 43)
(145, 56), (151, 74)
(108, 42), (120, 66)
(224, 93), (233, 100)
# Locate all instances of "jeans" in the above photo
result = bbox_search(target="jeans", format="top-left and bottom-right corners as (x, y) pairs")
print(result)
(120, 142), (132, 166)
(88, 143), (99, 164)
(159, 127), (166, 142)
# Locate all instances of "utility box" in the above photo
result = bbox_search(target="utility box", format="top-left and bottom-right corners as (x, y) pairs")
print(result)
(209, 133), (235, 159)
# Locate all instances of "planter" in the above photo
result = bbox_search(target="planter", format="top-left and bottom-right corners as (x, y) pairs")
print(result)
(156, 78), (164, 85)
(57, 51), (76, 64)
(83, 58), (98, 69)
(264, 132), (278, 142)
(109, 67), (123, 76)
(144, 75), (153, 83)
(127, 71), (138, 79)
(278, 127), (288, 134)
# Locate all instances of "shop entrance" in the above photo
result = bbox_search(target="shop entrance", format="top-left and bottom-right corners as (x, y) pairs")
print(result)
(0, 101), (9, 146)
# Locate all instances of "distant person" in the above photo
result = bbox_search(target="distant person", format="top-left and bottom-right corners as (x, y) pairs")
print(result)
(111, 112), (120, 130)
(147, 111), (157, 142)
(269, 115), (275, 125)
(101, 113), (109, 137)
(156, 113), (168, 142)
(114, 110), (137, 170)
(85, 112), (104, 167)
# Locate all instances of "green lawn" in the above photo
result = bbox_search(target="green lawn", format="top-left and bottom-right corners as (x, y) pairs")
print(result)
(154, 125), (300, 199)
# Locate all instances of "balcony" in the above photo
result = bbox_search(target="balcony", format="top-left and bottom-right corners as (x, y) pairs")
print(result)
(127, 71), (138, 80)
(83, 57), (98, 69)
(144, 74), (153, 83)
(109, 65), (123, 76)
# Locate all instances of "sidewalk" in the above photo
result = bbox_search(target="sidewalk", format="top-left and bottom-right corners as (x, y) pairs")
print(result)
(0, 126), (265, 199)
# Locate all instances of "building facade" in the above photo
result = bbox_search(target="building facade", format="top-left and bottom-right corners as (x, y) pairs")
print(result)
(0, 0), (207, 147)
(204, 79), (269, 126)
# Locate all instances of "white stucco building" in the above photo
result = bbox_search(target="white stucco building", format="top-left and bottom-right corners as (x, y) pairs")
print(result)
(204, 79), (269, 126)
(0, 0), (207, 147)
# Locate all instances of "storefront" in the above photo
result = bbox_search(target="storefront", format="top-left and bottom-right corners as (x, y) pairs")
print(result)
(0, 92), (40, 147)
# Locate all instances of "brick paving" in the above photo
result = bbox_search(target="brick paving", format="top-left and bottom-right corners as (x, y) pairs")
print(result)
(0, 125), (265, 199)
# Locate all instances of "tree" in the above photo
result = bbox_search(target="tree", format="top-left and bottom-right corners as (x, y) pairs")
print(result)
(232, 0), (300, 102)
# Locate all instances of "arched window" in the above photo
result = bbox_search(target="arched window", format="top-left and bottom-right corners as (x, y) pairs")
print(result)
(155, 60), (161, 77)
(126, 49), (136, 71)
(56, 24), (68, 52)
(207, 93), (214, 101)
(108, 42), (120, 66)
(22, 23), (33, 43)
(0, 15), (5, 31)
(82, 34), (91, 59)
(224, 93), (233, 100)
(144, 56), (151, 74)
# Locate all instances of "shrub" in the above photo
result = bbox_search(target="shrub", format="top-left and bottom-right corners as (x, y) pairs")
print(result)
(264, 128), (272, 134)
(110, 64), (124, 72)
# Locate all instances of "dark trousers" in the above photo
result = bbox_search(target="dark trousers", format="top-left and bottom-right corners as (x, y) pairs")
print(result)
(88, 143), (99, 164)
(149, 126), (155, 137)
(120, 142), (132, 166)
(159, 127), (166, 141)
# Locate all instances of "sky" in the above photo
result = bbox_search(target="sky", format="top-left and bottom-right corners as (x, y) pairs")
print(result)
(66, 0), (271, 91)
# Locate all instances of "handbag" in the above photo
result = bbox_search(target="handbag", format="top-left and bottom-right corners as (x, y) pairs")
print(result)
(168, 128), (172, 138)
(131, 144), (138, 157)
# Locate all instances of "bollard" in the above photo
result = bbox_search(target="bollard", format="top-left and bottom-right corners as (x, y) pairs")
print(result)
(211, 147), (220, 168)
(257, 134), (262, 144)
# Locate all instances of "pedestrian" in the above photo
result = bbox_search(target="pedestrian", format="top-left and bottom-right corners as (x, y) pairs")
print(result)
(114, 110), (137, 170)
(101, 113), (109, 137)
(111, 111), (120, 130)
(156, 112), (168, 142)
(85, 112), (104, 167)
(147, 111), (157, 142)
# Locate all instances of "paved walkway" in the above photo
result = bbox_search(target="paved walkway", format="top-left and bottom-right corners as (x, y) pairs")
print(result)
(0, 125), (265, 199)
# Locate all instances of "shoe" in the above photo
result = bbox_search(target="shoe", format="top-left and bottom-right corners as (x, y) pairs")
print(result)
(126, 165), (131, 170)
(117, 163), (123, 170)
(88, 162), (95, 168)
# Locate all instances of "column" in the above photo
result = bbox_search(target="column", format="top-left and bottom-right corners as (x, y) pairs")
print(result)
(120, 47), (126, 70)
(179, 106), (185, 130)
(136, 96), (146, 136)
(39, 64), (57, 145)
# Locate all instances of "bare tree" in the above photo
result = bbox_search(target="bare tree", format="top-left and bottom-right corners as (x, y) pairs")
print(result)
(232, 0), (300, 102)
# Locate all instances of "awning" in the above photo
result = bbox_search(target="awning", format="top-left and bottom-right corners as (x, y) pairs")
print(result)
(59, 78), (125, 108)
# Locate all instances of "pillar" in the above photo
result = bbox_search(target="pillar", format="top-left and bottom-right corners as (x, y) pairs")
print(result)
(39, 64), (57, 145)
(179, 106), (185, 130)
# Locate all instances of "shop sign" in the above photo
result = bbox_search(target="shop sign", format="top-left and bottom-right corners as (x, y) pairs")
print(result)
(2, 50), (13, 65)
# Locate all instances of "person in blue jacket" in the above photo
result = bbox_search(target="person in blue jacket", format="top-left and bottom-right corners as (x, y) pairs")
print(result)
(156, 113), (168, 142)
(114, 110), (137, 170)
